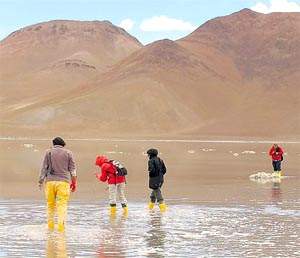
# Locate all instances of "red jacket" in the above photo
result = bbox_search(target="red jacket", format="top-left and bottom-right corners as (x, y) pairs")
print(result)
(95, 155), (125, 184)
(269, 146), (284, 161)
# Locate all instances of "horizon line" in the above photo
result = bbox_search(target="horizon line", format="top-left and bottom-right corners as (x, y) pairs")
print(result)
(1, 137), (299, 144)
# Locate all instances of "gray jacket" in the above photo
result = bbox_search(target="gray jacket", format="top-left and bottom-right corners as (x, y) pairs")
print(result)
(39, 145), (76, 184)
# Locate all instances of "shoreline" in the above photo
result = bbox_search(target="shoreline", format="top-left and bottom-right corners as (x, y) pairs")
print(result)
(1, 136), (300, 144)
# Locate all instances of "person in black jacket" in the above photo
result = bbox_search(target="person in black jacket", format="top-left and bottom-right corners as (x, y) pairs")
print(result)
(147, 148), (167, 212)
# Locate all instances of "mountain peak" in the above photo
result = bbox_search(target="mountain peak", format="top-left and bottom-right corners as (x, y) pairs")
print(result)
(147, 39), (176, 47)
(180, 8), (300, 81)
(0, 19), (142, 77)
(217, 8), (260, 22)
(1, 20), (142, 47)
(238, 8), (258, 15)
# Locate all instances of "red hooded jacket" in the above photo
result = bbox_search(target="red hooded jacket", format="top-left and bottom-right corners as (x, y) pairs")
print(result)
(95, 155), (125, 185)
(269, 146), (284, 161)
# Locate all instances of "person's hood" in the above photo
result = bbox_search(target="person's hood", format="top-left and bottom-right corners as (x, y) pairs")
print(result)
(95, 155), (109, 166)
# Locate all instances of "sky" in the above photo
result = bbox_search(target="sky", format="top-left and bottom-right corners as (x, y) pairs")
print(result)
(1, 0), (300, 44)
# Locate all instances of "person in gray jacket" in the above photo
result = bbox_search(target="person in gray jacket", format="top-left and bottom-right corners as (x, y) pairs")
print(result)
(38, 137), (77, 232)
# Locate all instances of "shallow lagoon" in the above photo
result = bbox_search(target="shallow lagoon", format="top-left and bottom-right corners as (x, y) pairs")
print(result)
(0, 139), (299, 257)
(0, 197), (299, 257)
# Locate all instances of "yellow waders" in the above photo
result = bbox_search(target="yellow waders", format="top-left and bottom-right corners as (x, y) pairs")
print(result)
(45, 181), (70, 232)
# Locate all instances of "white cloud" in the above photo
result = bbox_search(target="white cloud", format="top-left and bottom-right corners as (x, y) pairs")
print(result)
(119, 19), (134, 31)
(140, 15), (196, 32)
(251, 0), (300, 13)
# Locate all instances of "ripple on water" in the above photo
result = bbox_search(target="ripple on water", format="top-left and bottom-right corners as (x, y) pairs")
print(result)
(0, 200), (299, 257)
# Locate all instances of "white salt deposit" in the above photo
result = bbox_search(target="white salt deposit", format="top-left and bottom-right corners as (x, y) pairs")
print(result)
(249, 172), (283, 184)
(201, 148), (216, 152)
(23, 143), (34, 148)
(106, 151), (123, 154)
(188, 150), (195, 154)
(249, 172), (274, 179)
(233, 153), (239, 157)
(242, 150), (256, 154)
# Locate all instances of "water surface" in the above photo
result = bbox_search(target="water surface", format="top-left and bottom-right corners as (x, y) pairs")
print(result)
(0, 196), (299, 257)
(1, 139), (299, 257)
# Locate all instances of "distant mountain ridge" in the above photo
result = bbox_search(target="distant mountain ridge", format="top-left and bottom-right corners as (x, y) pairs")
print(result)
(0, 9), (299, 138)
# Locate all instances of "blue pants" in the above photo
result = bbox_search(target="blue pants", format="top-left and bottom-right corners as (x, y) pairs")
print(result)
(272, 161), (281, 171)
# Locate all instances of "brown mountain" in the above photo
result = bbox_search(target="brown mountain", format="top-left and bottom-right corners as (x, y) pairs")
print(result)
(179, 8), (300, 85)
(178, 8), (300, 137)
(1, 20), (141, 75)
(0, 20), (142, 111)
(0, 10), (299, 138)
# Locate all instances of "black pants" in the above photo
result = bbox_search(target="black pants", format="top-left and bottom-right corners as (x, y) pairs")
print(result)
(150, 188), (163, 203)
(272, 160), (281, 171)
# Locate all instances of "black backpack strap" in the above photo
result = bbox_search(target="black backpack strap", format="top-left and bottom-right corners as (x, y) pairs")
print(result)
(157, 158), (166, 175)
(48, 151), (53, 175)
(153, 157), (161, 175)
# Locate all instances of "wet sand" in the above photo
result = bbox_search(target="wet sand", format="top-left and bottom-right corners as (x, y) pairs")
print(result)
(1, 139), (299, 203)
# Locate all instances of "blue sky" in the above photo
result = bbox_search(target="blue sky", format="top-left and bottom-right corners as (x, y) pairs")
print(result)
(1, 0), (300, 44)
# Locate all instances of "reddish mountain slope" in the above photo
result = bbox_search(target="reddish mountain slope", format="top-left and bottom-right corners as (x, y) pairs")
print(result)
(179, 9), (300, 86)
(0, 20), (142, 110)
(0, 10), (299, 138)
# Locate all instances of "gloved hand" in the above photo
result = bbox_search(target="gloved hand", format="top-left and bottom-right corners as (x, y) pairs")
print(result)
(70, 177), (77, 192)
(38, 179), (44, 190)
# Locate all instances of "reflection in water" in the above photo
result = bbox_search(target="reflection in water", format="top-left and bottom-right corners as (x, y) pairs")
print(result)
(145, 213), (166, 258)
(0, 200), (299, 257)
(271, 178), (282, 202)
(96, 213), (127, 258)
(46, 232), (68, 258)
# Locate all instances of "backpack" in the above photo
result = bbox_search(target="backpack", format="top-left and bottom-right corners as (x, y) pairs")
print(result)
(110, 160), (128, 176)
(149, 157), (166, 189)
(154, 157), (166, 175)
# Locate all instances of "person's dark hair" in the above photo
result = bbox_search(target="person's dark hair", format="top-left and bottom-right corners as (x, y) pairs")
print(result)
(147, 148), (158, 157)
(52, 137), (66, 147)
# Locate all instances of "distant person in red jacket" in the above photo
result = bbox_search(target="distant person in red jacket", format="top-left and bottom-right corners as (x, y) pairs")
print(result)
(95, 155), (128, 215)
(269, 144), (284, 176)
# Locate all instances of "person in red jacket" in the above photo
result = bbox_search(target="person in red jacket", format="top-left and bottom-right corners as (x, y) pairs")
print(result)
(95, 155), (128, 214)
(269, 144), (284, 176)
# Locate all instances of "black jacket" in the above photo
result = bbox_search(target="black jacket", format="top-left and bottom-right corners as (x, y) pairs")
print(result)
(148, 156), (166, 189)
